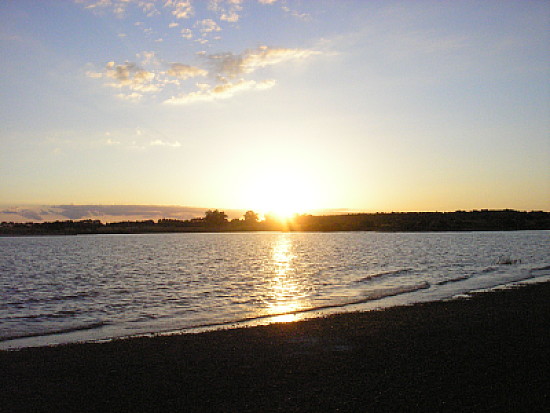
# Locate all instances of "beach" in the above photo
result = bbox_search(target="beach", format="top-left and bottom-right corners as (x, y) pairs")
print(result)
(2, 282), (549, 412)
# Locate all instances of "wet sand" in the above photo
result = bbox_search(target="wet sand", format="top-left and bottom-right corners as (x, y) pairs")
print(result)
(2, 282), (549, 412)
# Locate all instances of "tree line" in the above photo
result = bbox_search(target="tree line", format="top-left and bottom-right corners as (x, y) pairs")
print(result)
(1, 209), (549, 236)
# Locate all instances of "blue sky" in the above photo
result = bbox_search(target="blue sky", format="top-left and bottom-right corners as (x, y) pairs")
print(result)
(1, 0), (549, 221)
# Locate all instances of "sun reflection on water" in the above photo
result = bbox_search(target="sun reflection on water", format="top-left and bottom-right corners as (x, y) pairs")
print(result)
(265, 234), (309, 323)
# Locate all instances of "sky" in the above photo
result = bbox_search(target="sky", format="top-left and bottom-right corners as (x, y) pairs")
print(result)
(1, 0), (549, 222)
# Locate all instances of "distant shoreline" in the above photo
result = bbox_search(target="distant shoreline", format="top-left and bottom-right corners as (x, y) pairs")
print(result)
(1, 209), (549, 236)
(1, 228), (549, 237)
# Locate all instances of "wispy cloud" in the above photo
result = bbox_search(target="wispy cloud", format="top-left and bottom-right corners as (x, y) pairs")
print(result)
(43, 128), (182, 152)
(164, 78), (275, 104)
(180, 28), (193, 39)
(165, 0), (194, 19)
(282, 5), (311, 21)
(196, 18), (221, 34)
(149, 139), (181, 147)
(105, 137), (121, 145)
(167, 63), (207, 79)
(161, 45), (317, 104)
(0, 205), (243, 222)
(77, 0), (194, 19)
(209, 0), (244, 23)
(0, 208), (44, 221)
(77, 0), (287, 21)
(87, 61), (162, 92)
(208, 46), (320, 78)
(138, 51), (160, 66)
(116, 92), (143, 102)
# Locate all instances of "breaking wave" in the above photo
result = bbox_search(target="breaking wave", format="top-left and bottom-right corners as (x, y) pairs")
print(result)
(0, 321), (107, 342)
(355, 268), (412, 284)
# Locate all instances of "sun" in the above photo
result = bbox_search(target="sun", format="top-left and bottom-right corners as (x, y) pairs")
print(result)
(242, 162), (320, 218)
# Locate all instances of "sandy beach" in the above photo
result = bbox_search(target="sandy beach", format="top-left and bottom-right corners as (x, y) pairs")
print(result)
(2, 282), (549, 412)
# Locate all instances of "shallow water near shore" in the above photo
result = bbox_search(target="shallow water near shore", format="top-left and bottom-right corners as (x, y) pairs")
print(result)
(1, 230), (549, 349)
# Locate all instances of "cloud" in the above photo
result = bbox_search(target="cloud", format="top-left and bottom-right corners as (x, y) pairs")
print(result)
(220, 11), (240, 23)
(164, 78), (275, 104)
(105, 138), (121, 145)
(160, 45), (316, 104)
(116, 92), (143, 102)
(106, 61), (153, 84)
(86, 70), (103, 79)
(79, 1), (320, 105)
(282, 5), (311, 21)
(88, 61), (165, 93)
(77, 0), (284, 23)
(0, 208), (44, 221)
(208, 46), (320, 78)
(138, 51), (159, 66)
(149, 139), (181, 147)
(196, 19), (222, 34)
(0, 205), (245, 222)
(77, 0), (136, 18)
(140, 1), (160, 17)
(180, 28), (193, 39)
(167, 63), (207, 79)
(77, 0), (192, 19)
(165, 0), (193, 19)
(209, 0), (244, 23)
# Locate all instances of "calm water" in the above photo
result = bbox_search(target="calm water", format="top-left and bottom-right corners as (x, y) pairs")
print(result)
(1, 231), (549, 348)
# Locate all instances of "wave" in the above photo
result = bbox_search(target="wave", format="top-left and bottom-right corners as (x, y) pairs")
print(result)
(1, 282), (435, 345)
(1, 291), (100, 309)
(436, 275), (471, 286)
(355, 268), (412, 284)
(436, 263), (550, 286)
(480, 266), (499, 274)
(0, 321), (106, 342)
(5, 309), (81, 320)
(436, 264), (550, 290)
(156, 282), (432, 333)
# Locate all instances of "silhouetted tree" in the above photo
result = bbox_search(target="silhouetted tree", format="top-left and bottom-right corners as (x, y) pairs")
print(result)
(204, 209), (228, 226)
(243, 210), (259, 223)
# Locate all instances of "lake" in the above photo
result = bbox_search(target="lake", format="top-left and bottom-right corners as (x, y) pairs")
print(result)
(1, 231), (549, 348)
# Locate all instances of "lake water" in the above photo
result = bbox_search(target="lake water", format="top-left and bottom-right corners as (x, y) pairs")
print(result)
(1, 231), (549, 349)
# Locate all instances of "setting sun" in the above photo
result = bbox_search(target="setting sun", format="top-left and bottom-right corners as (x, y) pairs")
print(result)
(242, 162), (321, 219)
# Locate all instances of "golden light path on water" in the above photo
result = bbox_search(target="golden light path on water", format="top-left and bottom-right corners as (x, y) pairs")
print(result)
(265, 234), (310, 323)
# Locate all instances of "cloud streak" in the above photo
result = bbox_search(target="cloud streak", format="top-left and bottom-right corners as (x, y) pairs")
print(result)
(167, 63), (207, 79)
(208, 46), (320, 78)
(87, 61), (159, 92)
(0, 205), (244, 222)
(164, 78), (276, 104)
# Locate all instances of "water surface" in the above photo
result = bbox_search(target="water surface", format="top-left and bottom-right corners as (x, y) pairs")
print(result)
(1, 231), (549, 348)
